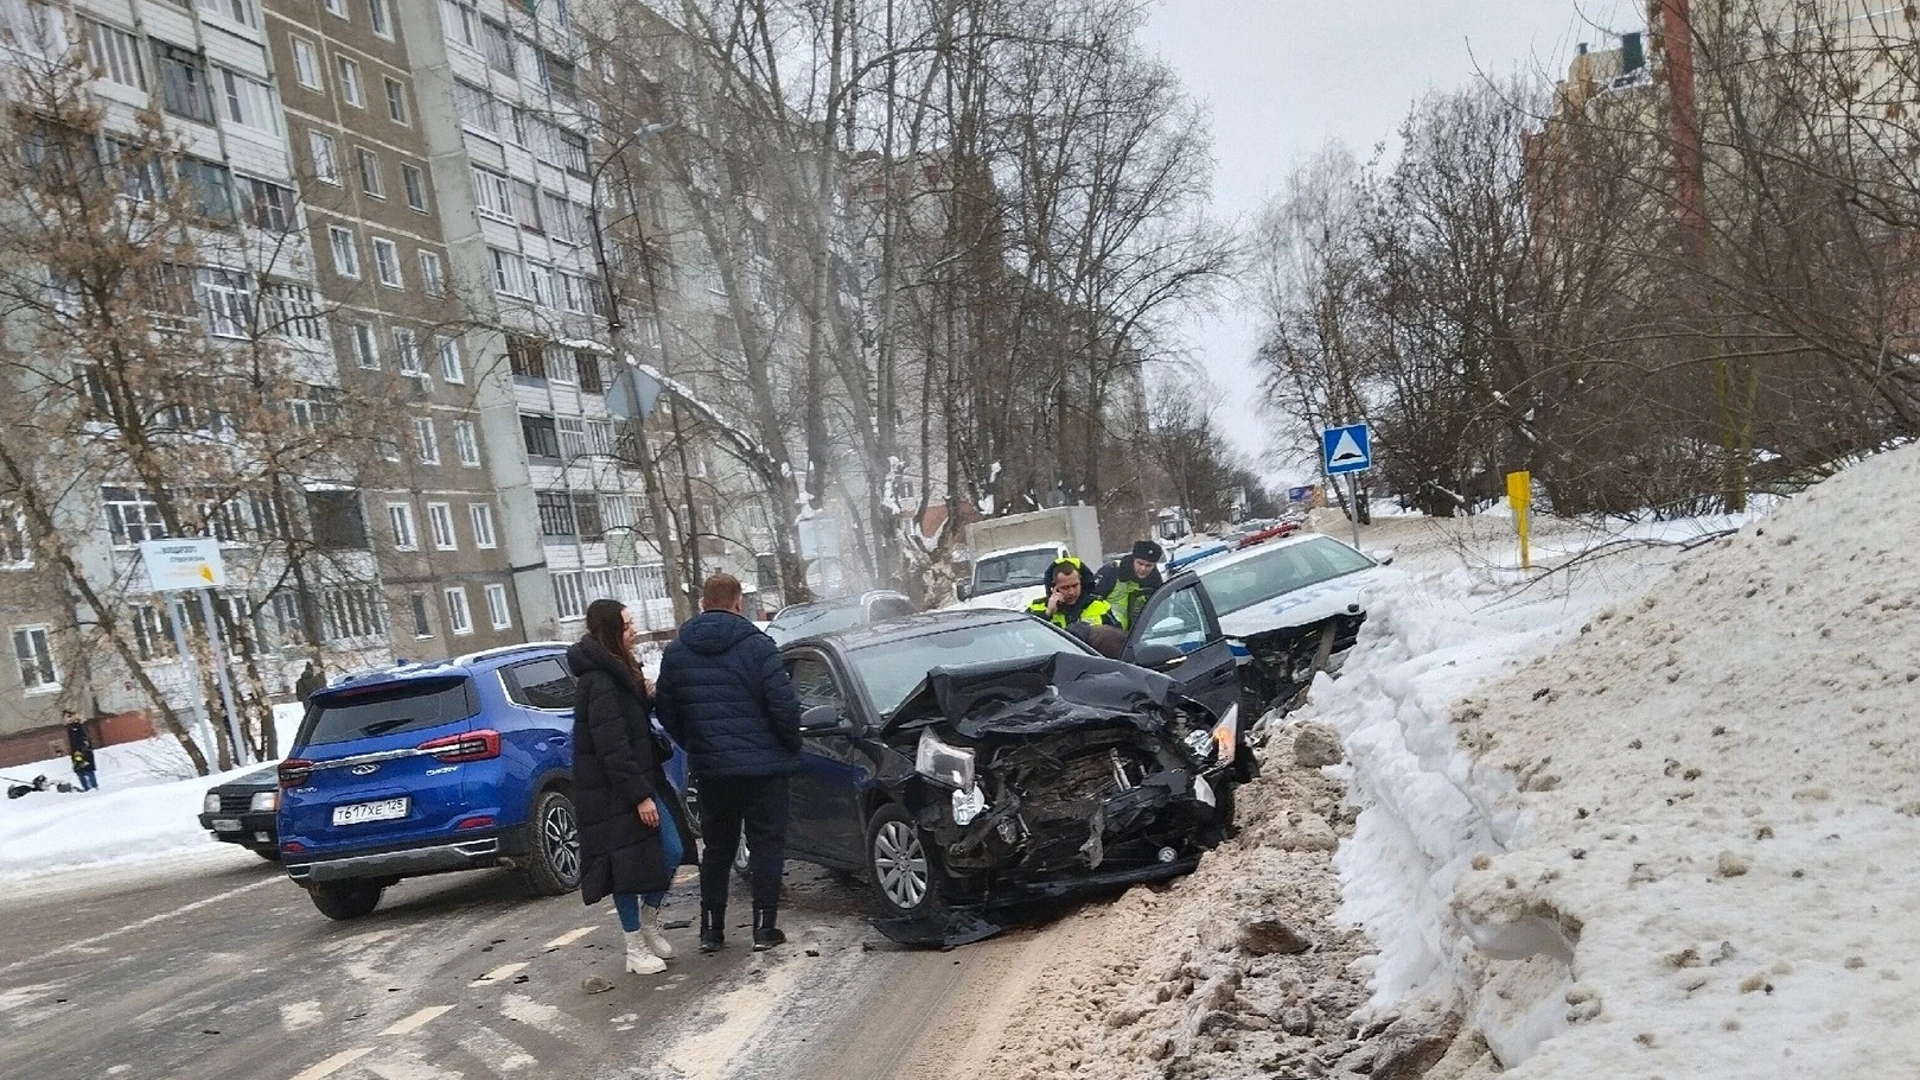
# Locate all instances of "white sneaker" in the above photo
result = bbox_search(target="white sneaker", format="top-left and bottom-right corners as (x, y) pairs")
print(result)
(640, 905), (675, 960)
(624, 929), (667, 975)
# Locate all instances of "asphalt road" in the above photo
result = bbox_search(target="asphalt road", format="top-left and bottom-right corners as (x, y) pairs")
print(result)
(0, 848), (1058, 1080)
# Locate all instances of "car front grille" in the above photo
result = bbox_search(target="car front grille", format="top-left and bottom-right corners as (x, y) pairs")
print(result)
(218, 792), (255, 814)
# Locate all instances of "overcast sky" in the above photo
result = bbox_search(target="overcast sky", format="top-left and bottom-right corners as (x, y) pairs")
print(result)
(1142, 0), (1642, 486)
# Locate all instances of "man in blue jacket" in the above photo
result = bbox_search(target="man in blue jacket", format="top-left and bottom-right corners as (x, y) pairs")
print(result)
(655, 573), (803, 952)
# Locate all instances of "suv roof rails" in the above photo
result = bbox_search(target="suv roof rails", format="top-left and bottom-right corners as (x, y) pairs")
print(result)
(450, 640), (572, 668)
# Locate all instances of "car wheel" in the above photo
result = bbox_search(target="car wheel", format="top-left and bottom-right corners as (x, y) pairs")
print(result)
(309, 882), (383, 920)
(524, 788), (583, 896)
(732, 825), (751, 880)
(865, 804), (938, 919)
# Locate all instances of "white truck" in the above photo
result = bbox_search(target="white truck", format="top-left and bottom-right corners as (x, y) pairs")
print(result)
(951, 506), (1104, 612)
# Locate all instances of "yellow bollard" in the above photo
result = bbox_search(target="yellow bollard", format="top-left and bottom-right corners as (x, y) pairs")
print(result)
(1506, 470), (1532, 570)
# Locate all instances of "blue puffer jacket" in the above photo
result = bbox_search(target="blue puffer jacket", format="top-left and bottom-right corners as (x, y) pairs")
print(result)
(654, 610), (804, 779)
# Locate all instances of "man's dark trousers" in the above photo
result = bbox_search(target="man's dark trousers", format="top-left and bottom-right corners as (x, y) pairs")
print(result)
(695, 774), (790, 912)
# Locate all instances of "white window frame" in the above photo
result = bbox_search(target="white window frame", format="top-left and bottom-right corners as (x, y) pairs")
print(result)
(85, 19), (146, 91)
(368, 0), (393, 40)
(394, 326), (422, 376)
(414, 416), (440, 465)
(409, 592), (433, 638)
(308, 129), (340, 185)
(350, 321), (379, 369)
(444, 587), (474, 636)
(452, 418), (480, 465)
(384, 76), (408, 124)
(336, 55), (365, 108)
(485, 584), (511, 630)
(401, 164), (428, 213)
(551, 571), (584, 621)
(453, 80), (498, 135)
(323, 0), (347, 18)
(218, 68), (281, 136)
(290, 35), (322, 90)
(441, 0), (477, 50)
(469, 503), (497, 549)
(491, 248), (528, 297)
(328, 225), (360, 279)
(0, 502), (30, 568)
(471, 166), (513, 221)
(387, 502), (418, 551)
(196, 268), (254, 339)
(12, 626), (58, 693)
(356, 146), (384, 198)
(372, 236), (402, 288)
(419, 251), (445, 297)
(427, 502), (458, 550)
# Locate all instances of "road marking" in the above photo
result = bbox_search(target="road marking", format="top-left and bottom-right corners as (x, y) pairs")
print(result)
(289, 1047), (372, 1080)
(469, 962), (527, 986)
(381, 1005), (454, 1036)
(543, 926), (596, 949)
(0, 877), (280, 977)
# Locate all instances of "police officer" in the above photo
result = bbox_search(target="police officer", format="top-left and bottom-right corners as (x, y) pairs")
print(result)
(1027, 558), (1119, 635)
(65, 712), (98, 792)
(1093, 540), (1166, 631)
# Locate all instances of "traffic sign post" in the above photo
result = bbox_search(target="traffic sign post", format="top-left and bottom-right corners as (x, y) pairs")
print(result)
(138, 540), (246, 764)
(1321, 423), (1373, 550)
(1506, 470), (1532, 570)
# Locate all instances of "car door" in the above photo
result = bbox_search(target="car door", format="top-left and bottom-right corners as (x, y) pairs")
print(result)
(783, 649), (871, 867)
(1121, 574), (1242, 721)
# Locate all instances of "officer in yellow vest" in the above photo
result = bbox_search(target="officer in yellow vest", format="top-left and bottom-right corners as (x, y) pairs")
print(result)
(1093, 540), (1166, 631)
(1026, 557), (1120, 635)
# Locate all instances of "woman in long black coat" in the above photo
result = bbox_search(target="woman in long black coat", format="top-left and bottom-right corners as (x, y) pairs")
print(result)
(568, 599), (697, 976)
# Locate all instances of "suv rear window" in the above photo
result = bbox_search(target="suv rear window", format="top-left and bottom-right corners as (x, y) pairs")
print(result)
(504, 657), (575, 710)
(299, 677), (479, 747)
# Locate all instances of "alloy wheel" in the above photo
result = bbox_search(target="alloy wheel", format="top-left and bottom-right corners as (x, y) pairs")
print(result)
(544, 801), (581, 884)
(873, 820), (928, 910)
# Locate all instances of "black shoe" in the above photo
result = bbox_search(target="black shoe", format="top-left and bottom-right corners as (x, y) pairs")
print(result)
(699, 908), (725, 953)
(752, 907), (785, 951)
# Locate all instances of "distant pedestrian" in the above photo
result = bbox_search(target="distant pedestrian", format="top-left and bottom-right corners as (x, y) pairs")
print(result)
(65, 712), (97, 792)
(568, 600), (697, 977)
(1093, 540), (1167, 632)
(294, 661), (323, 705)
(654, 573), (804, 952)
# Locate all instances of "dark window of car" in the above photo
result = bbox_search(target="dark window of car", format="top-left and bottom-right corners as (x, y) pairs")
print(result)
(1194, 536), (1375, 618)
(300, 676), (478, 746)
(503, 657), (575, 709)
(785, 653), (846, 713)
(868, 597), (914, 621)
(848, 619), (1087, 717)
(766, 602), (864, 643)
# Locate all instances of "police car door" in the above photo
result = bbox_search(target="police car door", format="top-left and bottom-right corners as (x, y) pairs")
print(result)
(1120, 573), (1240, 721)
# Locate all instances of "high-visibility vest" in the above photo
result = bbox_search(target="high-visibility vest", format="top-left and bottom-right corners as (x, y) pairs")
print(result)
(1026, 595), (1116, 630)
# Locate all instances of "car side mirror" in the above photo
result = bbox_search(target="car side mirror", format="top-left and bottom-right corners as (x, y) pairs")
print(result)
(1130, 643), (1187, 670)
(1369, 549), (1396, 566)
(955, 582), (972, 601)
(799, 704), (851, 734)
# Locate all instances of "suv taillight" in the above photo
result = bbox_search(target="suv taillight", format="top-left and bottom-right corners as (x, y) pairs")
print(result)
(418, 729), (501, 763)
(279, 759), (314, 787)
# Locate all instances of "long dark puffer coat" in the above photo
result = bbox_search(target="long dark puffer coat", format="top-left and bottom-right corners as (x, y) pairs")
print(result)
(567, 637), (697, 906)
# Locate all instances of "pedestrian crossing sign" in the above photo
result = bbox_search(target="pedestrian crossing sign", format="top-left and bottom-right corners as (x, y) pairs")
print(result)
(1321, 423), (1372, 476)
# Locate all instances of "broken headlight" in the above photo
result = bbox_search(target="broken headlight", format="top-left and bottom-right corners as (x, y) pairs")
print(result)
(1186, 704), (1239, 766)
(916, 729), (975, 790)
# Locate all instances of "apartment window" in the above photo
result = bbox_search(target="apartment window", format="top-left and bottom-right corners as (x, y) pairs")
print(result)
(356, 147), (384, 198)
(380, 76), (408, 125)
(469, 503), (496, 549)
(219, 69), (280, 135)
(328, 226), (360, 279)
(0, 503), (29, 567)
(574, 352), (606, 393)
(428, 503), (457, 550)
(387, 502), (418, 550)
(322, 586), (386, 641)
(440, 0), (477, 48)
(197, 0), (259, 27)
(323, 0), (347, 17)
(336, 56), (364, 108)
(559, 272), (589, 314)
(471, 166), (512, 220)
(368, 0), (392, 39)
(309, 129), (340, 185)
(586, 419), (616, 456)
(555, 417), (585, 458)
(572, 494), (603, 541)
(536, 491), (574, 536)
(526, 263), (554, 309)
(414, 417), (440, 465)
(453, 80), (497, 134)
(155, 43), (214, 122)
(559, 131), (589, 177)
(290, 36), (322, 90)
(105, 139), (168, 203)
(551, 572), (583, 621)
(103, 486), (165, 546)
(444, 588), (473, 636)
(245, 177), (296, 232)
(481, 19), (513, 74)
(491, 249), (529, 297)
(84, 19), (145, 90)
(130, 603), (177, 662)
(372, 237), (403, 288)
(507, 336), (546, 379)
(195, 268), (253, 338)
(412, 254), (443, 302)
(512, 180), (541, 232)
(648, 189), (669, 229)
(262, 283), (322, 340)
(408, 592), (432, 638)
(349, 321), (378, 368)
(394, 326), (421, 375)
(178, 158), (237, 222)
(521, 414), (559, 458)
(401, 164), (427, 212)
(12, 627), (57, 691)
(546, 56), (578, 103)
(437, 336), (464, 382)
(485, 584), (511, 630)
(452, 419), (480, 466)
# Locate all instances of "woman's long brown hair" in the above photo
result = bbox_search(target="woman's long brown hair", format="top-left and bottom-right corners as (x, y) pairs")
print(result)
(584, 598), (649, 698)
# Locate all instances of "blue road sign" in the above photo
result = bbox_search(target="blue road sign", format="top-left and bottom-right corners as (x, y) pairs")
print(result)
(1321, 422), (1372, 476)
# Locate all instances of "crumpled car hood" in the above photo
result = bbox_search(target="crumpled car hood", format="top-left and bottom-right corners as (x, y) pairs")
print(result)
(882, 651), (1184, 738)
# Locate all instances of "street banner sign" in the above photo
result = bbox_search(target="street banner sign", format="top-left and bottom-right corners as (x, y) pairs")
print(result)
(139, 538), (228, 592)
(1322, 422), (1372, 476)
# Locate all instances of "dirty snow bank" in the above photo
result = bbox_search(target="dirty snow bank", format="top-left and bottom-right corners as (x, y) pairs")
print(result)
(1434, 444), (1920, 1077)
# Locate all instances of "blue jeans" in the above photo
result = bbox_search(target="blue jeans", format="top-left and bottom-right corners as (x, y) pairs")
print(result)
(76, 769), (98, 792)
(612, 798), (683, 932)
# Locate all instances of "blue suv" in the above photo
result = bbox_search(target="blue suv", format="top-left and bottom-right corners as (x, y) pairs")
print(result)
(278, 643), (673, 921)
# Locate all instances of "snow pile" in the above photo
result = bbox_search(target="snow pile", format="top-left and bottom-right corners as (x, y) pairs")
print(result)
(1422, 445), (1920, 1076)
(0, 737), (261, 881)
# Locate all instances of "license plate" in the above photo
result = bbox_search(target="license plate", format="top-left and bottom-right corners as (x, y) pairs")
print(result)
(331, 797), (410, 826)
(211, 818), (242, 832)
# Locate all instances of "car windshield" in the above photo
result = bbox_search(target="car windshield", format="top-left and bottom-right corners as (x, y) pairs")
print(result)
(1195, 536), (1375, 617)
(973, 549), (1057, 592)
(847, 620), (1088, 717)
(300, 677), (478, 746)
(766, 602), (865, 645)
